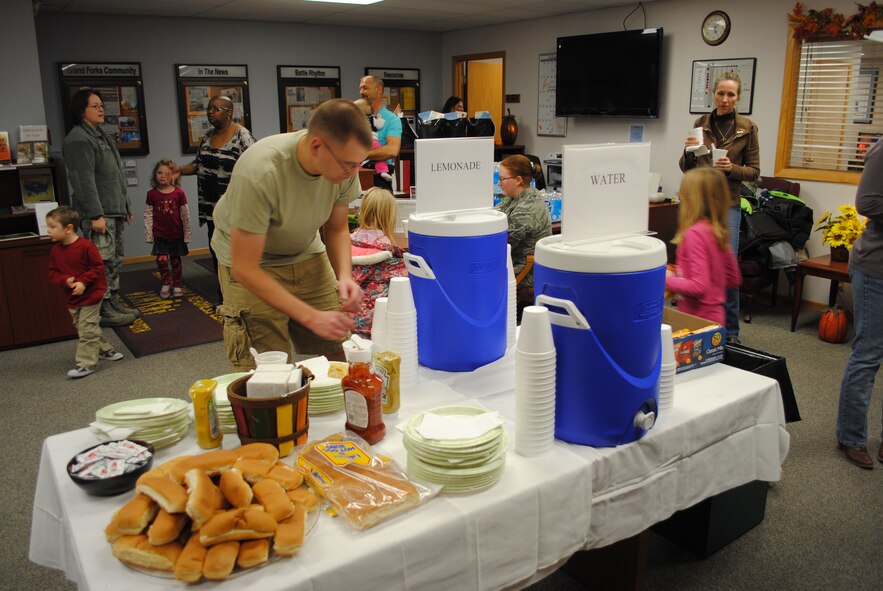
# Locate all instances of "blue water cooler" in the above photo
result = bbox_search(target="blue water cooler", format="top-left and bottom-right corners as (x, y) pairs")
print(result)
(404, 209), (508, 371)
(533, 234), (667, 446)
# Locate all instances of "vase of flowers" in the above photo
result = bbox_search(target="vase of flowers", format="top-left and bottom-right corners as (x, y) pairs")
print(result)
(815, 204), (866, 262)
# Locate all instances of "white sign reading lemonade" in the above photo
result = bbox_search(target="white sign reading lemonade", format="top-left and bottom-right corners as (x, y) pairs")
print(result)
(415, 137), (494, 214)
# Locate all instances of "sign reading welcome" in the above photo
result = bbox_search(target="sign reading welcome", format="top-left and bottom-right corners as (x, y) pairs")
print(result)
(561, 143), (651, 241)
(415, 137), (494, 214)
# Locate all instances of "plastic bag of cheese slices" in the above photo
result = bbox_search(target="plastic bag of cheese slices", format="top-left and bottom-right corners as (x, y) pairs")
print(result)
(295, 432), (440, 531)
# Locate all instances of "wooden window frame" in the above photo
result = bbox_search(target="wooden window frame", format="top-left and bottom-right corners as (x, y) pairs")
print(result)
(776, 26), (883, 185)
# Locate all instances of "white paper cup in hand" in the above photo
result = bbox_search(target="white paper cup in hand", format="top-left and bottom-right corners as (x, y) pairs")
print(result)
(712, 148), (727, 162)
(689, 127), (703, 143)
(660, 324), (675, 366)
(517, 306), (555, 354)
(387, 277), (416, 314)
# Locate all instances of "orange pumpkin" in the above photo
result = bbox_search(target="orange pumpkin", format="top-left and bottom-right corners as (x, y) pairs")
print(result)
(819, 307), (848, 343)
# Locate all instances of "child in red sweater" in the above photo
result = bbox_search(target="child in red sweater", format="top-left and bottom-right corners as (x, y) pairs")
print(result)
(145, 159), (191, 298)
(666, 168), (742, 327)
(47, 206), (124, 378)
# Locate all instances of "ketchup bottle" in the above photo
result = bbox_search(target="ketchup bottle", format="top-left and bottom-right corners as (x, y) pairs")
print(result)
(342, 337), (386, 444)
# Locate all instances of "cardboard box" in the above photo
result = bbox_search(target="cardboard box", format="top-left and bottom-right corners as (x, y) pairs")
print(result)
(663, 307), (726, 374)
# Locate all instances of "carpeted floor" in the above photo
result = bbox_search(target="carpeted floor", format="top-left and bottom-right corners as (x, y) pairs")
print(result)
(114, 267), (222, 357)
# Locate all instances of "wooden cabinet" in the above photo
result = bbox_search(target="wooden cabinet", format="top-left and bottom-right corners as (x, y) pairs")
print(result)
(0, 159), (76, 349)
(0, 237), (77, 348)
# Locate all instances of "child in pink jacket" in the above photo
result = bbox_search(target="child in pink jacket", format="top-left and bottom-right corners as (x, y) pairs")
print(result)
(666, 168), (742, 327)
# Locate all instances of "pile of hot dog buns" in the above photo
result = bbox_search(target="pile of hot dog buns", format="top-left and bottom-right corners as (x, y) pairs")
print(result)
(104, 442), (319, 582)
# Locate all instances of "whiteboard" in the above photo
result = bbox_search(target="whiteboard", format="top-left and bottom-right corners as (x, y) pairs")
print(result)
(537, 53), (566, 137)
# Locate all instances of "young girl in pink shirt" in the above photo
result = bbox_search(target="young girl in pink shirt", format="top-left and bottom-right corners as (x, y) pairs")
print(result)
(666, 168), (742, 327)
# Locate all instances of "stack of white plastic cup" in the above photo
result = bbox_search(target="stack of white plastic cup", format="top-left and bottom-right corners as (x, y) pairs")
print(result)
(515, 306), (557, 456)
(372, 297), (388, 352)
(385, 277), (418, 394)
(658, 323), (676, 413)
(507, 244), (516, 349)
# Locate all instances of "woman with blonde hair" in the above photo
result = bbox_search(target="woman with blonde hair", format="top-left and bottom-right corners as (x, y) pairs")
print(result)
(678, 70), (759, 343)
(666, 168), (742, 327)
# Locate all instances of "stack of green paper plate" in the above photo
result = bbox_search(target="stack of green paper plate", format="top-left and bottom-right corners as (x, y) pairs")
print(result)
(403, 405), (508, 494)
(212, 372), (250, 434)
(308, 376), (344, 415)
(95, 398), (191, 449)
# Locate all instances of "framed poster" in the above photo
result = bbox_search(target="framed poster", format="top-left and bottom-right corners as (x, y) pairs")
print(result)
(537, 53), (566, 137)
(690, 58), (756, 115)
(59, 62), (150, 155)
(277, 66), (340, 133)
(175, 64), (251, 154)
(365, 67), (420, 126)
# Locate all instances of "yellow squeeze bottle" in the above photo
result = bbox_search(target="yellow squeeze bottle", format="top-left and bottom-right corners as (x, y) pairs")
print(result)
(189, 379), (222, 449)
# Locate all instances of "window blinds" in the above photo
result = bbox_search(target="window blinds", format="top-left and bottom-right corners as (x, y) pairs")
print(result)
(791, 38), (883, 173)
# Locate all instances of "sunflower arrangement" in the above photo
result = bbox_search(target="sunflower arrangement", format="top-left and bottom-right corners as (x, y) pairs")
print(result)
(815, 205), (867, 249)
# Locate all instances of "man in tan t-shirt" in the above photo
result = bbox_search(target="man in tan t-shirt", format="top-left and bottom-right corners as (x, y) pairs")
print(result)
(211, 99), (373, 369)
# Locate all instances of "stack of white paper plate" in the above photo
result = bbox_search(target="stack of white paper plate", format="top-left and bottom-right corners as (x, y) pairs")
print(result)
(403, 405), (508, 494)
(211, 372), (250, 434)
(308, 376), (344, 415)
(95, 398), (190, 449)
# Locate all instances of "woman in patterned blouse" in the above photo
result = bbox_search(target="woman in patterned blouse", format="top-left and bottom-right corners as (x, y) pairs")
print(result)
(178, 95), (255, 285)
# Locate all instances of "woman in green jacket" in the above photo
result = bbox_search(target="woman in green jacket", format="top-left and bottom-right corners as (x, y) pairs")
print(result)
(63, 88), (139, 326)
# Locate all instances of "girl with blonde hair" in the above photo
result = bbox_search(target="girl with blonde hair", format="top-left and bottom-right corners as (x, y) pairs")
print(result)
(666, 168), (741, 327)
(351, 187), (407, 336)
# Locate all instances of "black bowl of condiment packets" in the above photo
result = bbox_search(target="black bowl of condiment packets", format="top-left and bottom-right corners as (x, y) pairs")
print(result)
(67, 439), (155, 496)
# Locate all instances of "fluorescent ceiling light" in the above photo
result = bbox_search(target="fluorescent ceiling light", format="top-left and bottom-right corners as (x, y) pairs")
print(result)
(304, 0), (383, 5)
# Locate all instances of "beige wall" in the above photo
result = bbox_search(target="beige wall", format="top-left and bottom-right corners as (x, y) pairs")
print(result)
(442, 0), (861, 305)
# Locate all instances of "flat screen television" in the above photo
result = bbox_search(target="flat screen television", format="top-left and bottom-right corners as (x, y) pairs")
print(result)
(556, 28), (663, 118)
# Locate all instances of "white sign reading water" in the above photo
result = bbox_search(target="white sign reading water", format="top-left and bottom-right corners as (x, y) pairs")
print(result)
(561, 142), (651, 241)
(415, 137), (494, 214)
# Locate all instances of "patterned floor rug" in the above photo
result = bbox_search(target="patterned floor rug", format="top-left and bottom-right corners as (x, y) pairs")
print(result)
(112, 268), (222, 357)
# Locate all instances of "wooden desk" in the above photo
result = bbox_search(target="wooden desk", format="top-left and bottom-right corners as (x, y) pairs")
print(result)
(790, 255), (850, 331)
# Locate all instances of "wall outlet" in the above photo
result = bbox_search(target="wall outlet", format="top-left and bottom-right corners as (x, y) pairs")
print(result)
(126, 177), (138, 186)
(123, 160), (136, 168)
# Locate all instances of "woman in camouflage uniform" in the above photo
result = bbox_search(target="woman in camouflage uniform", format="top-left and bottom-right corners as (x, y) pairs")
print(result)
(494, 155), (552, 315)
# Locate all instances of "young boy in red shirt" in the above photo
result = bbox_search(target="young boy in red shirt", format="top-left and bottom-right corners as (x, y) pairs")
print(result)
(46, 206), (125, 378)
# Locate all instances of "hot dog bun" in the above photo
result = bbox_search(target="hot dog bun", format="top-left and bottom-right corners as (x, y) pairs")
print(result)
(252, 478), (294, 522)
(169, 450), (237, 483)
(286, 486), (321, 513)
(273, 505), (305, 556)
(232, 458), (274, 484)
(219, 467), (253, 508)
(115, 493), (159, 535)
(234, 442), (279, 464)
(136, 473), (189, 514)
(147, 509), (189, 546)
(199, 507), (277, 546)
(184, 468), (226, 527)
(203, 541), (239, 580)
(173, 531), (207, 583)
(267, 461), (303, 490)
(237, 539), (270, 569)
(112, 534), (182, 572)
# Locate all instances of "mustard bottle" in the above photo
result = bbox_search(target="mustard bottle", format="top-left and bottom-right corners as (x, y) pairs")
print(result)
(189, 379), (222, 449)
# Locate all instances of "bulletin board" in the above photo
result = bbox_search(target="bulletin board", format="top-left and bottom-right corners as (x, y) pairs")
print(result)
(176, 64), (251, 154)
(537, 53), (566, 137)
(59, 62), (150, 155)
(277, 65), (340, 133)
(690, 58), (756, 114)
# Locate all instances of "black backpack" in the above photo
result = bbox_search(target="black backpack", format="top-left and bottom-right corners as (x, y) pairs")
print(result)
(759, 196), (813, 250)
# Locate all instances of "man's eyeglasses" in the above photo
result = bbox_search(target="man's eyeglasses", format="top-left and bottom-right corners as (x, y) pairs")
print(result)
(87, 103), (105, 110)
(207, 106), (231, 113)
(322, 142), (361, 174)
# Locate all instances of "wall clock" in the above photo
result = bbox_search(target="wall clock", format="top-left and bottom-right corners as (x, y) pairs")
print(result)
(702, 11), (731, 46)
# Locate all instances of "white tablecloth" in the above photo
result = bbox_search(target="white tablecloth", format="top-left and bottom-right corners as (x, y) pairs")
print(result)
(30, 357), (788, 591)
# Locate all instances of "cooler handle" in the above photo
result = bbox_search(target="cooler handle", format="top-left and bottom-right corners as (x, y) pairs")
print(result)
(403, 252), (437, 280)
(535, 295), (590, 330)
